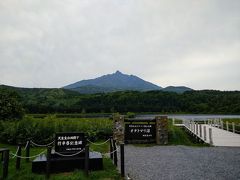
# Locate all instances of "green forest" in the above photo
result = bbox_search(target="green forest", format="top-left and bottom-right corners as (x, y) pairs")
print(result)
(1, 85), (240, 115)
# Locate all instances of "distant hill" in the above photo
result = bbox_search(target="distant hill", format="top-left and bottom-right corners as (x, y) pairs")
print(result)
(0, 85), (79, 96)
(63, 71), (162, 93)
(161, 86), (193, 93)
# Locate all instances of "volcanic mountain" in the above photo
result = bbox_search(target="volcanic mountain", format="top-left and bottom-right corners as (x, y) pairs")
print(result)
(63, 71), (193, 94)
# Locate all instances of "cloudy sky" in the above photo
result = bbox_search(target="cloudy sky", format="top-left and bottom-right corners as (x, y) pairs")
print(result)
(0, 0), (239, 90)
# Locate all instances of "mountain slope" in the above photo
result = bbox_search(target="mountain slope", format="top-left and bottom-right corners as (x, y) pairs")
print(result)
(63, 71), (162, 93)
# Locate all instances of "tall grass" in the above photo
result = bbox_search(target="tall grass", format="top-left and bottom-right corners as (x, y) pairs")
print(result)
(0, 115), (113, 144)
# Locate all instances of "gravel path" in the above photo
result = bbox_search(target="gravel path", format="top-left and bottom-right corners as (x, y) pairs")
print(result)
(123, 145), (240, 180)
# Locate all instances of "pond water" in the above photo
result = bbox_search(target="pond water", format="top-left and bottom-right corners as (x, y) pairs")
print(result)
(136, 114), (240, 121)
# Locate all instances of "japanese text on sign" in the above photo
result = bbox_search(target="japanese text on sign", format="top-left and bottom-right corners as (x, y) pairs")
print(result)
(55, 133), (85, 153)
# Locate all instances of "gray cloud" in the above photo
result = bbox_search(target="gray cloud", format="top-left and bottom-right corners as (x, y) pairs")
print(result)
(0, 0), (239, 90)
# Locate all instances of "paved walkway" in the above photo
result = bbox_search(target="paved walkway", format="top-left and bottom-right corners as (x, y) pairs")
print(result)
(124, 145), (240, 180)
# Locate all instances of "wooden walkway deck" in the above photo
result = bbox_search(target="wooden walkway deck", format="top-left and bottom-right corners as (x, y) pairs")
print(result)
(175, 121), (240, 147)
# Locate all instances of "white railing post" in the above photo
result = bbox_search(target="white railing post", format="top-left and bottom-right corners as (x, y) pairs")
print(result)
(200, 124), (202, 138)
(196, 123), (198, 135)
(226, 121), (229, 131)
(232, 122), (235, 133)
(194, 122), (196, 134)
(172, 118), (175, 125)
(204, 126), (206, 141)
(221, 120), (223, 129)
(187, 120), (189, 129)
(209, 128), (213, 145)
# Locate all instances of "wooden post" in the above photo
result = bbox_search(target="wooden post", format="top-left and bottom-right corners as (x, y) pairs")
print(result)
(16, 145), (22, 170)
(226, 121), (229, 131)
(46, 146), (51, 179)
(209, 128), (213, 145)
(110, 137), (113, 160)
(26, 140), (30, 163)
(85, 145), (89, 176)
(120, 143), (125, 177)
(1, 151), (3, 162)
(232, 122), (235, 133)
(2, 149), (9, 179)
(113, 140), (117, 166)
(200, 124), (202, 138)
(204, 126), (206, 141)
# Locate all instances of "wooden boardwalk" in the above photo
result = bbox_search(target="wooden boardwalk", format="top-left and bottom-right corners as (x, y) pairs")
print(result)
(175, 121), (240, 147)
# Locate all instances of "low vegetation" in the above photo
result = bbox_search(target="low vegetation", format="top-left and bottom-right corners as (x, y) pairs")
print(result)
(0, 116), (113, 145)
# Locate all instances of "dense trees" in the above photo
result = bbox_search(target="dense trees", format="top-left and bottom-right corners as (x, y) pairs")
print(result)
(0, 88), (24, 120)
(1, 85), (240, 114)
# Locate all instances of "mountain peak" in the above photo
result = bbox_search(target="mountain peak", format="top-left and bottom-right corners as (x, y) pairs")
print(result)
(115, 70), (122, 74)
(63, 71), (162, 93)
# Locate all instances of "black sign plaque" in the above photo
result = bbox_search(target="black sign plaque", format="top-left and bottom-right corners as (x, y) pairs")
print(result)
(125, 124), (156, 140)
(55, 132), (86, 154)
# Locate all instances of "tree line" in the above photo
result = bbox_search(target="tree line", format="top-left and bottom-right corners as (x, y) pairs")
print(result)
(1, 85), (240, 118)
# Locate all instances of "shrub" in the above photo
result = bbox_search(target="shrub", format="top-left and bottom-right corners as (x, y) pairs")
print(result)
(126, 112), (136, 118)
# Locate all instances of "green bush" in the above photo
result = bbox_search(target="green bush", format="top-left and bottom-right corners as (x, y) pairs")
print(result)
(126, 112), (136, 118)
(0, 115), (113, 144)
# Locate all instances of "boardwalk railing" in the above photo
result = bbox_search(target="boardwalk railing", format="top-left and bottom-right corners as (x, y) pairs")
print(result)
(182, 120), (213, 145)
(173, 118), (240, 147)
